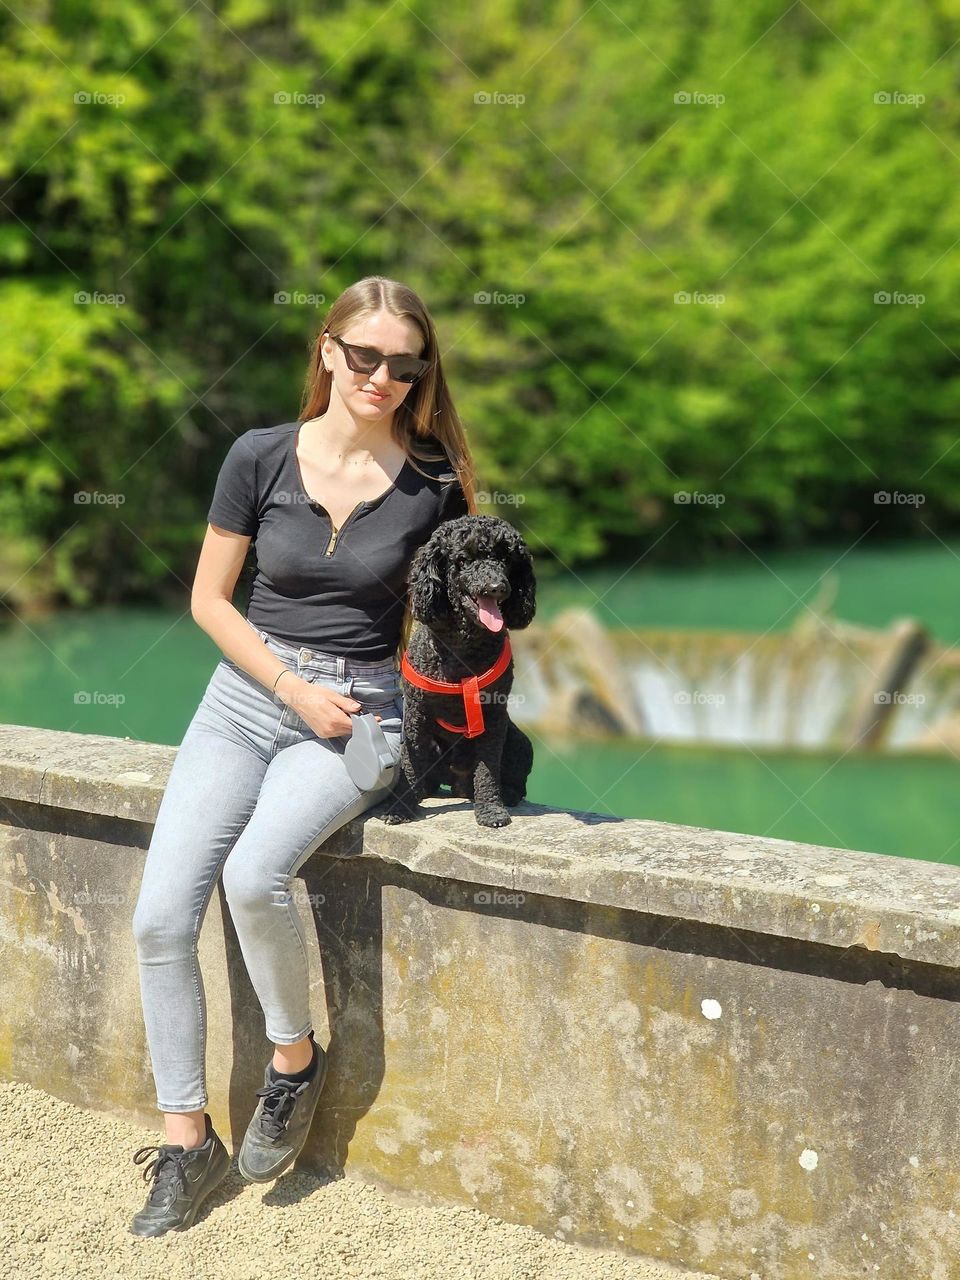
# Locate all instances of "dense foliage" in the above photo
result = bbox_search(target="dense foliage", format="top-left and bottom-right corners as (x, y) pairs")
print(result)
(1, 0), (957, 607)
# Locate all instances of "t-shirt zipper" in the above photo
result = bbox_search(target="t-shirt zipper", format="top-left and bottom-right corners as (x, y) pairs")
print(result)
(324, 503), (363, 555)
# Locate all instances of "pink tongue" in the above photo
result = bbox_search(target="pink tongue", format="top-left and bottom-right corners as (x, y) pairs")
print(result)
(475, 595), (503, 631)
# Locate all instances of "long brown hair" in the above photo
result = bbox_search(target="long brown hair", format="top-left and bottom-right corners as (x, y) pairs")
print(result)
(297, 276), (478, 659)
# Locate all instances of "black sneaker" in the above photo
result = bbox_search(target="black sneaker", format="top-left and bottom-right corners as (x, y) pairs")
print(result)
(129, 1113), (231, 1237)
(237, 1030), (328, 1183)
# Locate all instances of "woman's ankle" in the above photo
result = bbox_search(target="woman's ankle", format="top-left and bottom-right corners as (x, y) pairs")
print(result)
(272, 1031), (315, 1076)
(163, 1109), (208, 1149)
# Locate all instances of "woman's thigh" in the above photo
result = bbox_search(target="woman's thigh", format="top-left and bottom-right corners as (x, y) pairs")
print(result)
(221, 705), (402, 897)
(132, 697), (272, 943)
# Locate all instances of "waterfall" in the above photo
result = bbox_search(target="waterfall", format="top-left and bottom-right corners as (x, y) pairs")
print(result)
(509, 607), (959, 754)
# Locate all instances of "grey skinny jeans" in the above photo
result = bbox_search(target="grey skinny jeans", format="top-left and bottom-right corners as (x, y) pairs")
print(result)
(131, 619), (403, 1113)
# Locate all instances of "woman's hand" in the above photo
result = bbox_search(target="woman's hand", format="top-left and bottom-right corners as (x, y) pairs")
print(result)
(275, 672), (382, 738)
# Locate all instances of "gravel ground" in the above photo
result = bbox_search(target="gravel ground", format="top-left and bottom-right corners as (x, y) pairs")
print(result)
(0, 1082), (719, 1280)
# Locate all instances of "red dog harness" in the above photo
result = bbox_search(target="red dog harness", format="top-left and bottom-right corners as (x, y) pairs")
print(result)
(400, 634), (512, 738)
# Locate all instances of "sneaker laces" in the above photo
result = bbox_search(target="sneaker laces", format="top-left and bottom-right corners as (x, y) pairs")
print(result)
(132, 1143), (192, 1206)
(253, 1076), (311, 1141)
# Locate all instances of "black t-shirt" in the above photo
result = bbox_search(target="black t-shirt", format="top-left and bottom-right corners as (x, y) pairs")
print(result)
(206, 420), (468, 661)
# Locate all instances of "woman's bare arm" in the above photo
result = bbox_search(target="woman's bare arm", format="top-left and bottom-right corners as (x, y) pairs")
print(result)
(190, 523), (363, 734)
(190, 523), (295, 696)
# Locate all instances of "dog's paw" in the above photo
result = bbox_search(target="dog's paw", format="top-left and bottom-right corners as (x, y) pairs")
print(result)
(380, 805), (420, 825)
(475, 805), (512, 828)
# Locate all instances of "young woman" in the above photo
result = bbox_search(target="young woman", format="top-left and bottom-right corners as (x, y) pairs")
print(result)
(129, 276), (475, 1237)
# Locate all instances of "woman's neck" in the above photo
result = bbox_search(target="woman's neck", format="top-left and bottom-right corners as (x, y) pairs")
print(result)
(301, 407), (401, 467)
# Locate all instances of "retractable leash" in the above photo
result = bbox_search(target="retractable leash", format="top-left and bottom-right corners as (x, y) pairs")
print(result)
(344, 632), (514, 790)
(343, 712), (399, 791)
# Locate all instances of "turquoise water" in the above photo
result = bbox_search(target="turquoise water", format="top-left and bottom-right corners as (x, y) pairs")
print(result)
(530, 732), (957, 864)
(4, 538), (957, 866)
(537, 537), (960, 646)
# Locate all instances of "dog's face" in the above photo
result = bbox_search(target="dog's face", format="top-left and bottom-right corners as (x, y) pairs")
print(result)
(408, 514), (537, 635)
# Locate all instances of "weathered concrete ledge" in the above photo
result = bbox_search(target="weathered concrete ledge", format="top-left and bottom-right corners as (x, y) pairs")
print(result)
(3, 724), (958, 968)
(3, 724), (960, 1280)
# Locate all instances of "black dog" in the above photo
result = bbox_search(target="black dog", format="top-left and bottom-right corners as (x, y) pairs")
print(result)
(381, 514), (536, 828)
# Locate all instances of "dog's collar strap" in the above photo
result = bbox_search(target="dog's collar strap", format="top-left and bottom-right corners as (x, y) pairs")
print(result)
(400, 633), (512, 738)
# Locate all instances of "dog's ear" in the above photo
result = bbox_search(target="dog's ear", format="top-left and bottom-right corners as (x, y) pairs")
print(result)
(502, 538), (537, 630)
(408, 529), (452, 625)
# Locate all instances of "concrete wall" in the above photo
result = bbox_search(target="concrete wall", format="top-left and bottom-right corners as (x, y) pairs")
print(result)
(2, 722), (960, 1279)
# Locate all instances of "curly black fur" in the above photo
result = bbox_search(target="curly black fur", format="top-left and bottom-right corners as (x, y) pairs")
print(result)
(381, 514), (536, 828)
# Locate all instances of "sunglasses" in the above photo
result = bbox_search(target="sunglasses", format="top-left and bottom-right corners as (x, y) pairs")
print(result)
(327, 333), (431, 385)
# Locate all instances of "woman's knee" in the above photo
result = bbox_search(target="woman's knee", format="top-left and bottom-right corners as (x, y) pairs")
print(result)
(131, 894), (196, 959)
(221, 852), (279, 916)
